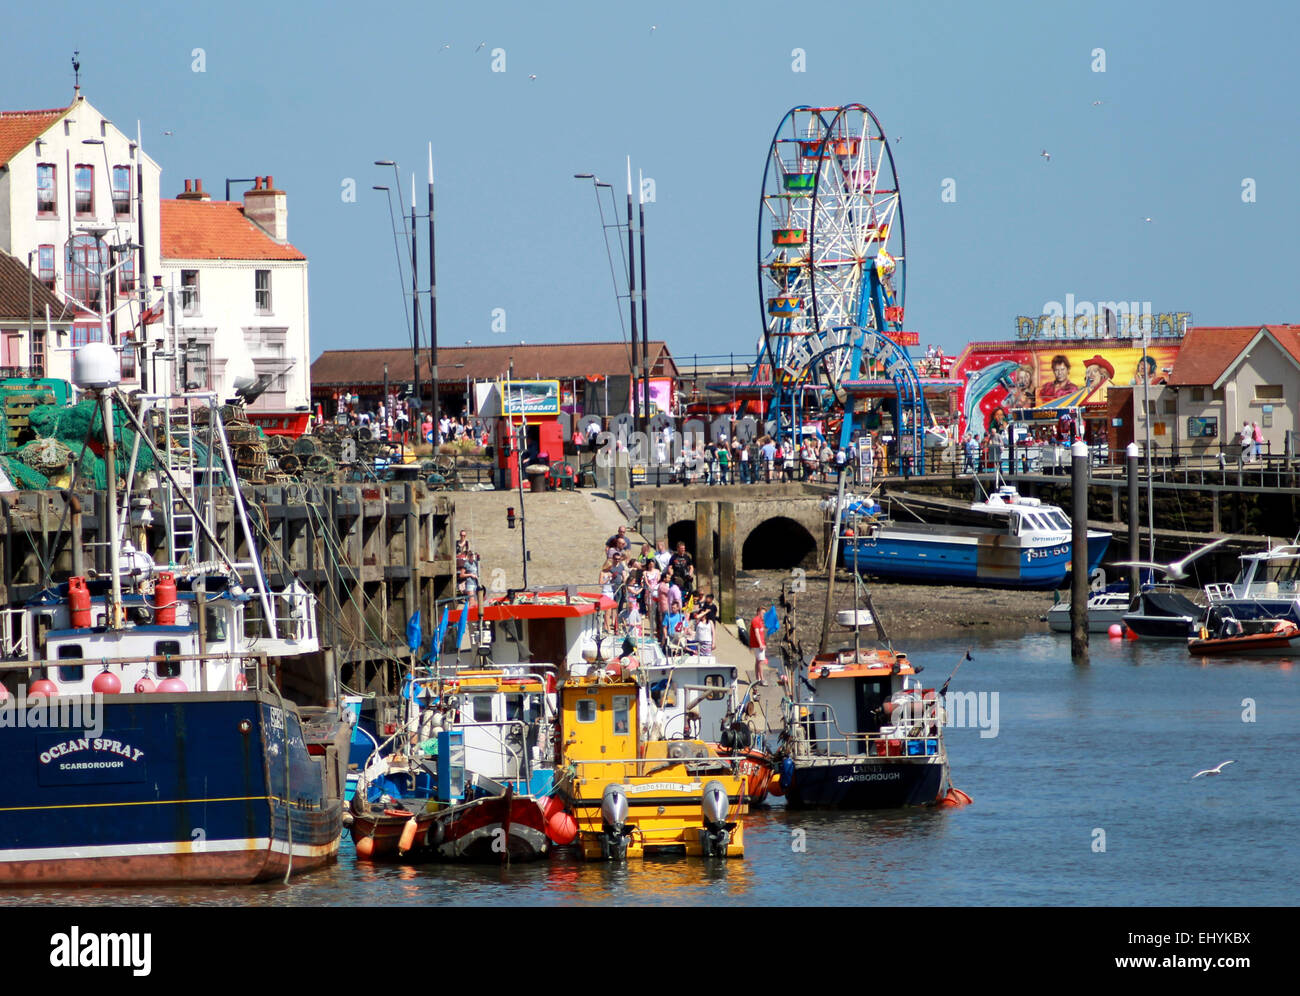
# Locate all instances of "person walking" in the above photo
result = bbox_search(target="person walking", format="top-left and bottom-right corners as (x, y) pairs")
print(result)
(717, 438), (730, 485)
(1240, 421), (1252, 465)
(1252, 421), (1263, 461)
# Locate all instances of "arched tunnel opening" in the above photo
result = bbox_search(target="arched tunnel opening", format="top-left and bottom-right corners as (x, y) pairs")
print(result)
(742, 517), (818, 570)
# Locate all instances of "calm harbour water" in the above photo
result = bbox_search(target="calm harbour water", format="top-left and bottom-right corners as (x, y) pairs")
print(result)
(4, 632), (1296, 907)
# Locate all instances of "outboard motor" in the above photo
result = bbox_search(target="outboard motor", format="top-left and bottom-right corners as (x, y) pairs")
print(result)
(600, 783), (632, 860)
(701, 780), (733, 858)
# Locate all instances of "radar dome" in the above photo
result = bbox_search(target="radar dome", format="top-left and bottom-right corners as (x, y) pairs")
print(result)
(72, 341), (121, 390)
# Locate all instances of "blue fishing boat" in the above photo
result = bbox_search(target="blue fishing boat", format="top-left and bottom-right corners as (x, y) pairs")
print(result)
(0, 354), (347, 885)
(840, 487), (1110, 589)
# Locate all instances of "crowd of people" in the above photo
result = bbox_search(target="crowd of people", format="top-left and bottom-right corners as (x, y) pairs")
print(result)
(327, 393), (488, 448)
(667, 432), (900, 486)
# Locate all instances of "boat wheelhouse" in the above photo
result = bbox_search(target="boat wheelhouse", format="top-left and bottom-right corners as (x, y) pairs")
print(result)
(1203, 545), (1300, 625)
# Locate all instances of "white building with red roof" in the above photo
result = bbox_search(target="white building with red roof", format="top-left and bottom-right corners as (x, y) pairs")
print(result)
(159, 176), (310, 411)
(0, 91), (162, 384)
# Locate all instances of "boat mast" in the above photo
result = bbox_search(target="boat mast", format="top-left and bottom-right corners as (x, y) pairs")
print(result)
(1142, 335), (1154, 562)
(101, 388), (124, 629)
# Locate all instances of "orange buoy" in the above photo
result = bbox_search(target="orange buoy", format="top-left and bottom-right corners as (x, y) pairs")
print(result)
(154, 572), (177, 625)
(398, 815), (419, 853)
(354, 835), (375, 859)
(546, 809), (578, 845)
(940, 787), (973, 807)
(767, 774), (785, 798)
(91, 669), (122, 695)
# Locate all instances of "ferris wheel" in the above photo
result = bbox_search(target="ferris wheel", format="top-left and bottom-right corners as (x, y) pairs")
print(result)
(757, 104), (906, 390)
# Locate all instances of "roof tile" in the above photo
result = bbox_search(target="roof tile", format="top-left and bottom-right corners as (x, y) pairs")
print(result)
(0, 106), (71, 168)
(161, 199), (305, 261)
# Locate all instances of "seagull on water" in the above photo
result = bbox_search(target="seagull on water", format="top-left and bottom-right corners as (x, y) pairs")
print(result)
(1193, 760), (1234, 778)
(1113, 536), (1229, 581)
(1040, 149), (1051, 163)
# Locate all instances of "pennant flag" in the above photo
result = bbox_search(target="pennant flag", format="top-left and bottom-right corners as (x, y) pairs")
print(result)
(455, 599), (469, 652)
(433, 604), (450, 656)
(763, 604), (780, 636)
(405, 611), (422, 653)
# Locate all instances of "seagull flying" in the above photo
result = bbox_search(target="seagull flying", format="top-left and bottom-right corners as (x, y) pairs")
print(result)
(1040, 149), (1051, 163)
(528, 74), (537, 81)
(440, 43), (451, 52)
(475, 41), (486, 52)
(1193, 760), (1234, 778)
(1092, 100), (1104, 106)
(1142, 217), (1154, 223)
(1113, 536), (1229, 581)
(162, 130), (174, 136)
(650, 24), (657, 34)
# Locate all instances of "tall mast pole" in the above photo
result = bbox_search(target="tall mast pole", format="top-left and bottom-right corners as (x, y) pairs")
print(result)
(626, 157), (641, 435)
(411, 173), (422, 421)
(428, 144), (441, 435)
(638, 168), (651, 429)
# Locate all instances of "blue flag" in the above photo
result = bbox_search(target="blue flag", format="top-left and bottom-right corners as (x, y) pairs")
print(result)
(433, 604), (450, 657)
(405, 611), (422, 653)
(455, 600), (469, 653)
(764, 604), (780, 636)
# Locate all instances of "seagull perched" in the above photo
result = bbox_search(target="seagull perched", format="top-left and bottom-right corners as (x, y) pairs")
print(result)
(1193, 760), (1235, 778)
(1113, 536), (1228, 581)
(1040, 149), (1051, 163)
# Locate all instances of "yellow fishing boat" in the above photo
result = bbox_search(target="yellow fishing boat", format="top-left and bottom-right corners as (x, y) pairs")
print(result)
(557, 673), (747, 859)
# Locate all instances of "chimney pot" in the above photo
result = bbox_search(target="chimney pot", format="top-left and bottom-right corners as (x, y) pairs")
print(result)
(196, 179), (204, 193)
(184, 179), (192, 193)
(266, 175), (273, 190)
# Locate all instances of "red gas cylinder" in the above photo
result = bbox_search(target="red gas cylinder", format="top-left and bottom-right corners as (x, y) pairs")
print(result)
(68, 576), (91, 629)
(154, 572), (177, 625)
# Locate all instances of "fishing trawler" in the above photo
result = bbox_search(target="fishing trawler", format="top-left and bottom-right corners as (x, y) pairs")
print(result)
(776, 606), (970, 809)
(0, 345), (347, 885)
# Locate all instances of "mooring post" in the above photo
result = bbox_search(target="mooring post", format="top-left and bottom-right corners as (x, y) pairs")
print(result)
(1071, 440), (1090, 664)
(1126, 442), (1140, 599)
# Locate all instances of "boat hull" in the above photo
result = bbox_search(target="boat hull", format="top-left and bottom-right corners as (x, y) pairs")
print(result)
(350, 794), (549, 862)
(843, 528), (1110, 589)
(0, 692), (342, 885)
(783, 756), (948, 809)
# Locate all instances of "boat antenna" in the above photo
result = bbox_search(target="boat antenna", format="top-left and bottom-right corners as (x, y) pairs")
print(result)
(938, 649), (973, 698)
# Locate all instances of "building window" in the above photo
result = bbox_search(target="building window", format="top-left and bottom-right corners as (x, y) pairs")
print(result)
(31, 329), (45, 377)
(1212, 387), (1225, 402)
(1256, 384), (1284, 402)
(66, 235), (107, 311)
(112, 166), (131, 218)
(182, 341), (211, 390)
(36, 164), (57, 215)
(74, 164), (94, 217)
(1189, 386), (1206, 402)
(37, 245), (55, 289)
(120, 345), (136, 381)
(255, 269), (272, 315)
(118, 252), (136, 295)
(72, 322), (103, 348)
(181, 270), (200, 316)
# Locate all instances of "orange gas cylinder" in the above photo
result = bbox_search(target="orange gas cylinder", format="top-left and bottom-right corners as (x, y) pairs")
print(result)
(68, 576), (91, 629)
(154, 572), (177, 625)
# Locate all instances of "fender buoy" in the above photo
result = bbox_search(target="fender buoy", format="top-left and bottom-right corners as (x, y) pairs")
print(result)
(398, 815), (419, 853)
(767, 774), (785, 798)
(134, 677), (156, 693)
(546, 809), (578, 845)
(28, 678), (57, 700)
(157, 677), (188, 693)
(92, 669), (122, 695)
(355, 835), (375, 859)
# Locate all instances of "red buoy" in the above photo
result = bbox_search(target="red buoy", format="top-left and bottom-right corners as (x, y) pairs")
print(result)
(134, 677), (157, 693)
(28, 678), (57, 700)
(767, 774), (785, 798)
(354, 835), (375, 859)
(398, 816), (419, 854)
(154, 572), (177, 625)
(546, 810), (578, 845)
(68, 576), (91, 629)
(0, 683), (9, 703)
(92, 669), (122, 695)
(157, 677), (188, 693)
(234, 673), (248, 691)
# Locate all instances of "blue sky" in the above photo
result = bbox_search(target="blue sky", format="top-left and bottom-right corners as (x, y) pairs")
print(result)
(4, 0), (1297, 363)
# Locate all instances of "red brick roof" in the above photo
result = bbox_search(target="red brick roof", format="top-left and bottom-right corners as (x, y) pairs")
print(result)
(160, 199), (305, 261)
(1167, 325), (1300, 386)
(311, 342), (679, 388)
(0, 106), (71, 168)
